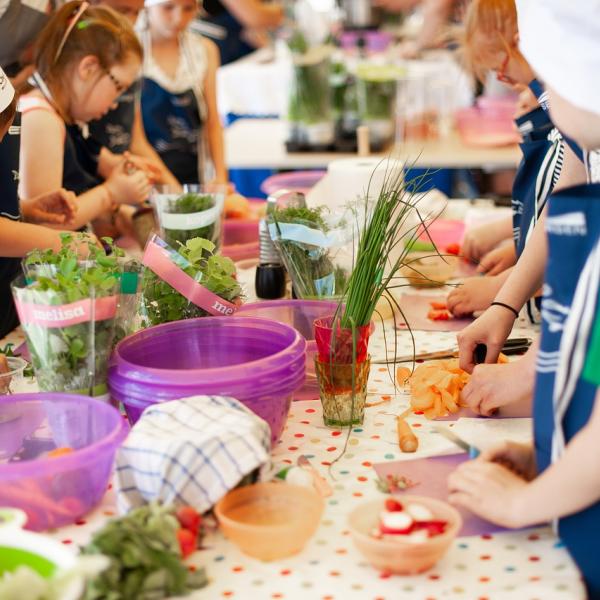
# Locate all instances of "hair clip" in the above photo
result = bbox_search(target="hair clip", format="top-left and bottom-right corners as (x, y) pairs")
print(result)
(76, 19), (90, 30)
(54, 1), (90, 63)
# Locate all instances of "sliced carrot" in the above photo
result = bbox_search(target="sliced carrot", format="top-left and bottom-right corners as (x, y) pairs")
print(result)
(396, 366), (412, 386)
(429, 301), (447, 310)
(46, 447), (74, 458)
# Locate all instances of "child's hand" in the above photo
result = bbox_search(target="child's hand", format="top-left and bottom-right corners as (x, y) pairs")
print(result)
(476, 243), (517, 275)
(448, 459), (530, 528)
(22, 189), (77, 225)
(480, 440), (537, 481)
(105, 160), (151, 206)
(462, 222), (511, 262)
(122, 152), (163, 184)
(457, 304), (516, 372)
(447, 275), (504, 317)
(461, 360), (534, 416)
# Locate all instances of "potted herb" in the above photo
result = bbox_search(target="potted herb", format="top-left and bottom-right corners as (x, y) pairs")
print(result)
(356, 64), (404, 147)
(12, 234), (122, 398)
(152, 185), (224, 249)
(314, 162), (433, 426)
(286, 30), (335, 147)
(268, 204), (353, 300)
(140, 236), (243, 327)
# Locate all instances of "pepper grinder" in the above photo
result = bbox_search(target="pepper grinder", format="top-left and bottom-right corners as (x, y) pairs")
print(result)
(255, 190), (305, 299)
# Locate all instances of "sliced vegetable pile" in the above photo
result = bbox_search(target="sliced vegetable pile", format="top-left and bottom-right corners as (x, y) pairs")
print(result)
(372, 498), (448, 543)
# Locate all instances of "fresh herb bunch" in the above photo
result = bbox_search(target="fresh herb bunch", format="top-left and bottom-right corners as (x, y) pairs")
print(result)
(162, 193), (218, 248)
(270, 205), (350, 300)
(356, 66), (402, 122)
(340, 162), (431, 330)
(141, 237), (242, 326)
(82, 502), (207, 600)
(15, 234), (122, 396)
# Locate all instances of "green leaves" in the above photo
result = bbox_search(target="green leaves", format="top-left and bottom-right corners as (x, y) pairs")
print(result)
(82, 503), (207, 600)
(140, 236), (242, 327)
(163, 193), (218, 248)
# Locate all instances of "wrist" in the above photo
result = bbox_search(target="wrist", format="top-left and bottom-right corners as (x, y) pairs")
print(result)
(101, 183), (117, 211)
(490, 300), (520, 320)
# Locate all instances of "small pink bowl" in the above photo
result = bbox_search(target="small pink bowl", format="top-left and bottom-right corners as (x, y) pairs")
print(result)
(348, 495), (462, 574)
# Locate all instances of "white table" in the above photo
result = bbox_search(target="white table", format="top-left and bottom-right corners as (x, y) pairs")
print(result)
(225, 118), (522, 171)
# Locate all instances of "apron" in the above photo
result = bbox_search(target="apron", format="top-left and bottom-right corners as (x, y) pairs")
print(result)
(0, 113), (22, 337)
(512, 107), (563, 323)
(529, 78), (584, 164)
(533, 182), (600, 597)
(88, 80), (140, 155)
(140, 34), (204, 185)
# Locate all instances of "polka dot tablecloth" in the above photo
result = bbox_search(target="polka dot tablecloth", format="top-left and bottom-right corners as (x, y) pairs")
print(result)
(2, 317), (586, 600)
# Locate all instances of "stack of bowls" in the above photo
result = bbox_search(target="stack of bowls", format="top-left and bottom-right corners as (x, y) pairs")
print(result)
(237, 299), (339, 400)
(109, 317), (306, 445)
(0, 393), (127, 531)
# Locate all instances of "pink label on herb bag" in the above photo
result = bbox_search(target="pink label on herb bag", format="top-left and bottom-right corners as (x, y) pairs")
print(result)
(142, 239), (238, 316)
(15, 296), (118, 327)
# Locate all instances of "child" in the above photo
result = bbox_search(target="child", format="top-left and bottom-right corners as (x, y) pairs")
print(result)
(86, 0), (180, 188)
(0, 67), (93, 338)
(449, 1), (600, 595)
(18, 1), (152, 230)
(447, 0), (564, 319)
(140, 0), (227, 185)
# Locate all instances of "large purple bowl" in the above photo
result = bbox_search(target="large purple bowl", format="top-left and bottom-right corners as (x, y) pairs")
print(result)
(0, 393), (127, 531)
(237, 300), (339, 400)
(109, 317), (306, 445)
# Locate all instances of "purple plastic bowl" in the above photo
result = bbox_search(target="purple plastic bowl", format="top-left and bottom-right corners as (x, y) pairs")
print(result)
(0, 393), (127, 531)
(109, 317), (306, 445)
(237, 300), (340, 400)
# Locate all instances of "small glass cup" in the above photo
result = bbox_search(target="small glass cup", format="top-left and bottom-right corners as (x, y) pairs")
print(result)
(315, 356), (371, 427)
(0, 357), (27, 395)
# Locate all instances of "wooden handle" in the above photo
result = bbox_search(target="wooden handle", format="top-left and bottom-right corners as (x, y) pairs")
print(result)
(397, 417), (418, 453)
(357, 125), (370, 156)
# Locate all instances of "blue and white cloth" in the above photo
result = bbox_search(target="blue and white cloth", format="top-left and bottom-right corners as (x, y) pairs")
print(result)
(115, 396), (272, 514)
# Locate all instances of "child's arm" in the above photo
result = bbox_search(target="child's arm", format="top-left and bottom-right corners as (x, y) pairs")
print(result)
(202, 37), (228, 184)
(218, 0), (283, 29)
(461, 215), (514, 262)
(0, 217), (64, 255)
(457, 144), (587, 371)
(448, 386), (600, 528)
(20, 108), (149, 229)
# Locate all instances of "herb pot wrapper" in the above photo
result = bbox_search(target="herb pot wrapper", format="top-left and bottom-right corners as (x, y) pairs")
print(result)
(140, 236), (238, 326)
(11, 276), (118, 397)
(153, 190), (224, 249)
(113, 261), (143, 347)
(313, 315), (373, 364)
(268, 213), (355, 300)
(115, 396), (272, 515)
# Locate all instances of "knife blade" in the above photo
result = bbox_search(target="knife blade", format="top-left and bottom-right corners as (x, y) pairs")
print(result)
(433, 426), (480, 458)
(371, 337), (531, 364)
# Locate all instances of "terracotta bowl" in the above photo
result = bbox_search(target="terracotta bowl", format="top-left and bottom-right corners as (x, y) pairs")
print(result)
(348, 495), (462, 574)
(215, 482), (324, 561)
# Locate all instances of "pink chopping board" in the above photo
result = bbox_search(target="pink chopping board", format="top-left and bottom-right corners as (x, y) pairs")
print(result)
(373, 454), (518, 536)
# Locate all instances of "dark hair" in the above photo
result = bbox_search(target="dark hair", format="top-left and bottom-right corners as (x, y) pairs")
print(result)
(34, 0), (143, 122)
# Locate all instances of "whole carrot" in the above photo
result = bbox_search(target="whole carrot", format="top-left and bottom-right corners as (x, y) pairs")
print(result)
(397, 417), (418, 453)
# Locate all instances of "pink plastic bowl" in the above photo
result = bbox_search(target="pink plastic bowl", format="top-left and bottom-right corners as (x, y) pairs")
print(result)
(456, 106), (520, 147)
(260, 170), (326, 196)
(0, 393), (127, 531)
(237, 300), (339, 400)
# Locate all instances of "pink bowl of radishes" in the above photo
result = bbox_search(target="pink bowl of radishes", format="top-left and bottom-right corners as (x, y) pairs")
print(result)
(348, 495), (462, 574)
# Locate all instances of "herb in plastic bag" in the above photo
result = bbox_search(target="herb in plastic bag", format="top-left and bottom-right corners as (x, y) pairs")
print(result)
(140, 237), (242, 326)
(163, 193), (217, 247)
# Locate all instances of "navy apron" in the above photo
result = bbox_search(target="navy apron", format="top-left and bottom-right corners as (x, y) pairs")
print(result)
(141, 78), (202, 185)
(0, 113), (22, 337)
(529, 78), (584, 164)
(88, 80), (140, 155)
(196, 10), (254, 66)
(534, 183), (600, 597)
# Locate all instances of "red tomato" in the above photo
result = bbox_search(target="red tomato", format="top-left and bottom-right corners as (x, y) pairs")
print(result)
(384, 498), (403, 512)
(445, 243), (460, 256)
(175, 506), (201, 537)
(177, 528), (197, 558)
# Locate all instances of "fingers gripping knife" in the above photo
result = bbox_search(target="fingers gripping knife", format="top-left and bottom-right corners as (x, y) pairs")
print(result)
(255, 190), (306, 299)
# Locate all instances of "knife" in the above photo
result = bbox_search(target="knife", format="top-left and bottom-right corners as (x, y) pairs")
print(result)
(371, 337), (531, 364)
(433, 426), (480, 458)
